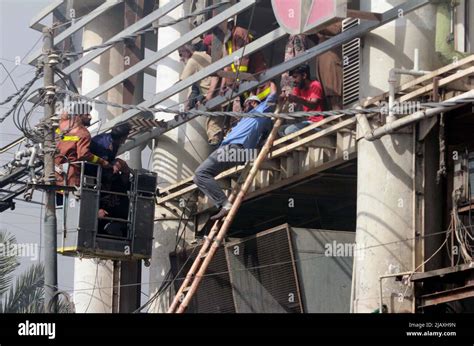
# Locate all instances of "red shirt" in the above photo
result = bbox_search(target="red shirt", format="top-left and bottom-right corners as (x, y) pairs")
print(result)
(293, 80), (324, 122)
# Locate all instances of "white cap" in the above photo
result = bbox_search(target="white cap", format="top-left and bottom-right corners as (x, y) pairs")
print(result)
(244, 95), (261, 104)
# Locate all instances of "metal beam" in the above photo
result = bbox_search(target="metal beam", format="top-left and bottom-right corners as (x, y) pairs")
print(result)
(411, 263), (474, 282)
(0, 186), (28, 213)
(84, 0), (256, 99)
(419, 284), (474, 308)
(30, 0), (64, 32)
(61, 0), (184, 76)
(144, 66), (156, 77)
(117, 0), (430, 154)
(27, 0), (123, 65)
(0, 167), (28, 189)
(0, 137), (26, 154)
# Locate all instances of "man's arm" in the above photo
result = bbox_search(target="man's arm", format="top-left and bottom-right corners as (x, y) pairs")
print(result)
(206, 76), (221, 102)
(180, 59), (197, 81)
(288, 94), (321, 109)
(112, 158), (130, 175)
(77, 133), (109, 167)
(269, 80), (278, 95)
(289, 82), (323, 110)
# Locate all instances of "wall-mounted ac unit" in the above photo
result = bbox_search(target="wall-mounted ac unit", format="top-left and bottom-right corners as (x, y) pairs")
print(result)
(226, 225), (304, 313)
(171, 224), (355, 313)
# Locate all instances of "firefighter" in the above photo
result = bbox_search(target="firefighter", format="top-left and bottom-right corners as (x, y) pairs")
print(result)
(89, 122), (132, 229)
(54, 103), (111, 188)
(204, 19), (269, 147)
(90, 122), (132, 176)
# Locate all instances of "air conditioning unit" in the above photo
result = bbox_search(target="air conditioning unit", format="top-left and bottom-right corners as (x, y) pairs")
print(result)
(225, 225), (303, 313)
(171, 224), (355, 313)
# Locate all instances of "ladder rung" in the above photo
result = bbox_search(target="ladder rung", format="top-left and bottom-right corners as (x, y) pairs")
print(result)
(200, 252), (208, 259)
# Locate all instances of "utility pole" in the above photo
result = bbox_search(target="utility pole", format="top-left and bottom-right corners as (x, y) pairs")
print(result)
(42, 27), (58, 313)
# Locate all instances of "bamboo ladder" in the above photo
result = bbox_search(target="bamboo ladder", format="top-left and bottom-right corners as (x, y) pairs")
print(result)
(167, 107), (284, 313)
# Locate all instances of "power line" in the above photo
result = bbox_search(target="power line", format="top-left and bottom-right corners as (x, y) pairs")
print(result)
(58, 88), (474, 122)
(0, 57), (31, 66)
(0, 68), (42, 120)
(0, 35), (42, 86)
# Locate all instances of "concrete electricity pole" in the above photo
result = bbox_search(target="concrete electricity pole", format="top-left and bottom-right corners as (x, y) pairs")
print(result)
(42, 27), (58, 313)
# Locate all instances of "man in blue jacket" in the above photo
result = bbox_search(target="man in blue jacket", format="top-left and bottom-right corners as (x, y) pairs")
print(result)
(90, 123), (131, 231)
(90, 122), (132, 175)
(193, 81), (277, 221)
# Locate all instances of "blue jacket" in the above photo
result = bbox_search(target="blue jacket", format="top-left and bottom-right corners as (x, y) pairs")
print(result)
(90, 133), (118, 162)
(220, 93), (276, 149)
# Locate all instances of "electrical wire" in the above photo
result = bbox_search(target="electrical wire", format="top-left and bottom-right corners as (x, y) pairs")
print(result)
(0, 35), (42, 86)
(54, 67), (79, 93)
(57, 88), (474, 122)
(0, 69), (43, 123)
(84, 261), (100, 313)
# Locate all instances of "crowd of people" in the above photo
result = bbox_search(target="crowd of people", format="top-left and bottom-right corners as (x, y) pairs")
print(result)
(184, 20), (343, 221)
(54, 18), (343, 225)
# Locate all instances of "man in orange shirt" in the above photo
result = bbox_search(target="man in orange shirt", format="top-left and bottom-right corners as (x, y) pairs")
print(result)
(55, 104), (111, 187)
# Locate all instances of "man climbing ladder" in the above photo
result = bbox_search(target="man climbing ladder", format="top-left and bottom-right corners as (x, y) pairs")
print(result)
(168, 102), (286, 314)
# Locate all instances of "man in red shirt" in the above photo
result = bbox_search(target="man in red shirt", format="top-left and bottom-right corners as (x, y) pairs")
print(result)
(279, 64), (325, 136)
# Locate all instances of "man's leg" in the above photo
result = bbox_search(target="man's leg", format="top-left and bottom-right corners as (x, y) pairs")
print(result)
(278, 121), (314, 137)
(193, 144), (242, 211)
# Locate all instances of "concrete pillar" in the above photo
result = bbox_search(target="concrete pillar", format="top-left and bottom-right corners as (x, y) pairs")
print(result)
(359, 0), (439, 97)
(148, 0), (210, 313)
(353, 0), (440, 313)
(469, 2), (474, 53)
(353, 132), (415, 313)
(72, 3), (124, 313)
(118, 0), (149, 313)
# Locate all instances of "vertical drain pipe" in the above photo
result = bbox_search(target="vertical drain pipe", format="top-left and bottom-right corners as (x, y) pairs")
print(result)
(387, 49), (429, 123)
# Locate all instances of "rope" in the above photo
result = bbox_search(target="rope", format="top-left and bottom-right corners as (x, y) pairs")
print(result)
(62, 1), (230, 58)
(57, 89), (474, 121)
